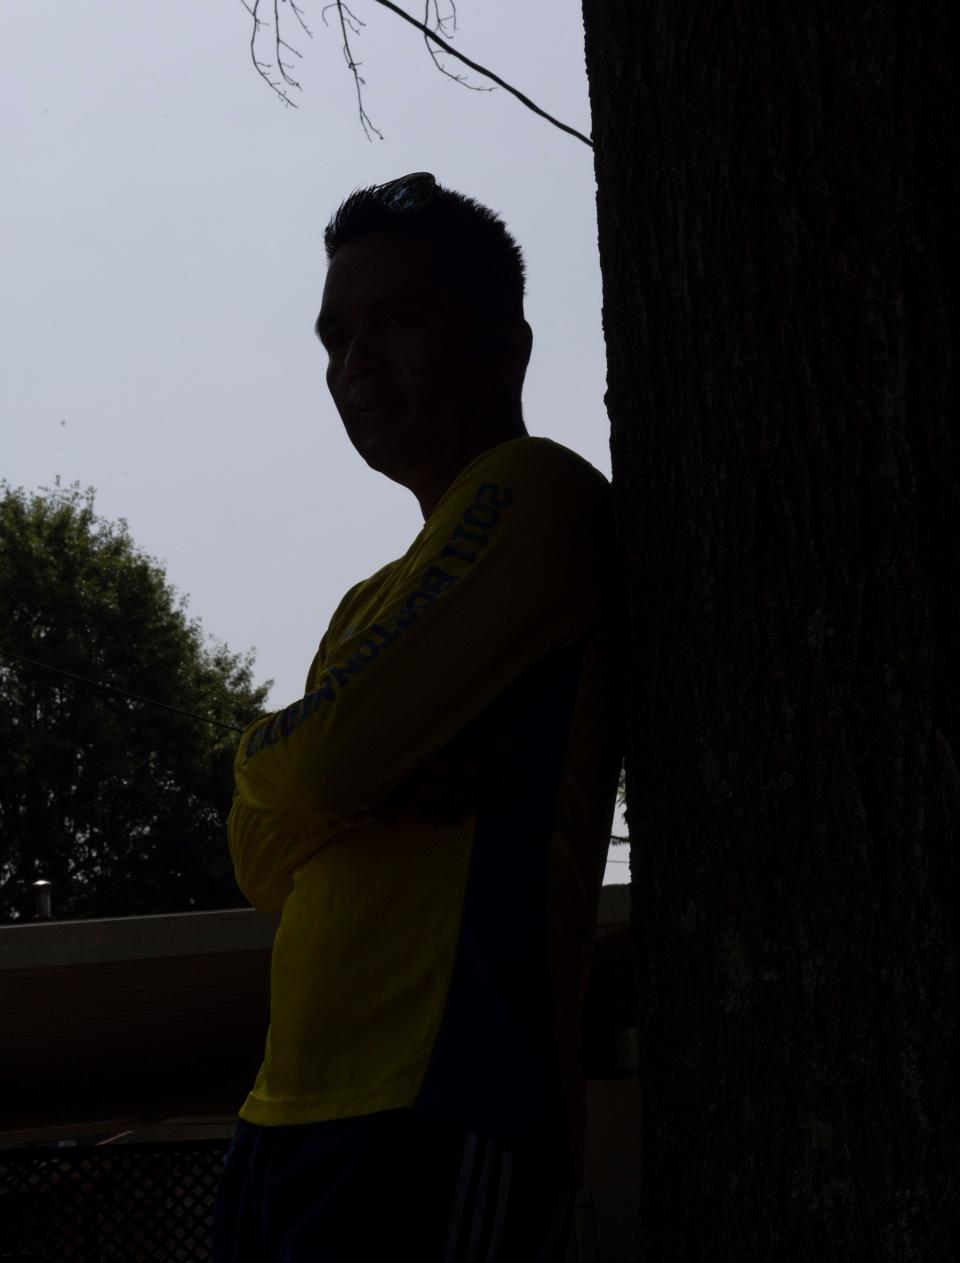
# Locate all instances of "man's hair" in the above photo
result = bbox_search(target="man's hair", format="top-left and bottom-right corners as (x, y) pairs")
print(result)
(323, 179), (526, 326)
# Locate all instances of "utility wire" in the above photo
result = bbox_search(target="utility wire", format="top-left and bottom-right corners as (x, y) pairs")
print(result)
(0, 648), (245, 735)
(0, 648), (636, 849)
(608, 833), (630, 863)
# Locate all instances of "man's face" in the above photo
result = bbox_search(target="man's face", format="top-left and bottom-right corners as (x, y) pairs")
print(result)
(317, 231), (520, 490)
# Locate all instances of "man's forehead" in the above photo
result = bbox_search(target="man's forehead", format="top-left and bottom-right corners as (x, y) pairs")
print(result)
(327, 231), (434, 283)
(320, 276), (435, 311)
(323, 232), (455, 300)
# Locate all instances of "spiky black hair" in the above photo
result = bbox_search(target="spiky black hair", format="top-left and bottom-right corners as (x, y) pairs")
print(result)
(323, 178), (526, 324)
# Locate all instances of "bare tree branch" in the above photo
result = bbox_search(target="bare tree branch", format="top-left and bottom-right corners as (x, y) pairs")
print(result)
(275, 0), (303, 92)
(422, 1), (493, 93)
(242, 0), (301, 108)
(372, 0), (592, 146)
(241, 0), (593, 148)
(321, 2), (384, 141)
(288, 0), (313, 37)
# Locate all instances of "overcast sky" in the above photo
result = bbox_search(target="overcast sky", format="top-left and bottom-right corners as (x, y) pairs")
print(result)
(3, 0), (629, 881)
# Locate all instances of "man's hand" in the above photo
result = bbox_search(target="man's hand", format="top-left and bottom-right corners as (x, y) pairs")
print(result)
(372, 734), (510, 826)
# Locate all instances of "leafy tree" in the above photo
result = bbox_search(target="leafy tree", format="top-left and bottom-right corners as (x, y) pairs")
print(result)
(0, 479), (272, 923)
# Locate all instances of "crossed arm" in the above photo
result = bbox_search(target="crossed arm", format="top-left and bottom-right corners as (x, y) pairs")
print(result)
(373, 726), (511, 825)
(227, 442), (611, 911)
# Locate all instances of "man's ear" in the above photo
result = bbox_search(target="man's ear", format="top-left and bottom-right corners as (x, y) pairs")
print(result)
(505, 319), (533, 389)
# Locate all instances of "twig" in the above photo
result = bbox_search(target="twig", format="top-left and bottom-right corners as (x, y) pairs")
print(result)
(322, 2), (384, 140)
(242, 0), (301, 108)
(241, 0), (593, 148)
(275, 0), (303, 92)
(288, 0), (313, 37)
(422, 0), (493, 93)
(372, 0), (592, 147)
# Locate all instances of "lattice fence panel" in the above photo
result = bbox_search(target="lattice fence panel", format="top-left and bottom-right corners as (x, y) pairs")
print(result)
(0, 1140), (228, 1262)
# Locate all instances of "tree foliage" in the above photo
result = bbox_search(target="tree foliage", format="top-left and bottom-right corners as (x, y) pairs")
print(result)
(0, 480), (272, 923)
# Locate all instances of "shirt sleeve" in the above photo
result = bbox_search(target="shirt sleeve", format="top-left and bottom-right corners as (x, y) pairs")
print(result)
(226, 793), (377, 912)
(226, 618), (377, 910)
(232, 439), (614, 823)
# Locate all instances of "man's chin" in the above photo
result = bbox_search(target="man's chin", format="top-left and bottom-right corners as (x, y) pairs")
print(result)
(356, 438), (432, 495)
(352, 429), (408, 478)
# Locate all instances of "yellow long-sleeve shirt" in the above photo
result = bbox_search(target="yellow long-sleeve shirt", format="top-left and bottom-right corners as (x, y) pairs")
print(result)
(228, 435), (623, 1180)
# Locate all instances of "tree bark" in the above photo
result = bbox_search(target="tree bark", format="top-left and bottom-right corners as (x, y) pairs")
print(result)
(581, 3), (958, 1259)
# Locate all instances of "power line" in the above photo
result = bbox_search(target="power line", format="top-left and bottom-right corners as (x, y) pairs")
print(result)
(607, 832), (630, 862)
(0, 650), (638, 843)
(0, 648), (245, 735)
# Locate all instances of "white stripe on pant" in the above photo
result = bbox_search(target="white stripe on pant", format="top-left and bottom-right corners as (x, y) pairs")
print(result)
(443, 1132), (570, 1262)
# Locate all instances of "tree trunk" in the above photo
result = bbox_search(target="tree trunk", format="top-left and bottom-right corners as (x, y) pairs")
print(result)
(581, 3), (958, 1259)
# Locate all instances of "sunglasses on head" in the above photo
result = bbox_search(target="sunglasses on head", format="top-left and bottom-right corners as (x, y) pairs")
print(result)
(374, 171), (437, 212)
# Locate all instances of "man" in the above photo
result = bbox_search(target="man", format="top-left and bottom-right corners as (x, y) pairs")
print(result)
(213, 173), (623, 1261)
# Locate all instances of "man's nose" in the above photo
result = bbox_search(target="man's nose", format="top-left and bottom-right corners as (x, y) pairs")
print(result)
(343, 325), (384, 377)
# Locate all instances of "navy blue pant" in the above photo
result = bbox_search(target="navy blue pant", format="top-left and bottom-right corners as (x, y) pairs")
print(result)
(212, 1109), (576, 1261)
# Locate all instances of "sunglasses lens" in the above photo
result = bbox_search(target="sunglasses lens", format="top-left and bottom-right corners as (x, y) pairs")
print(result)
(381, 172), (436, 211)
